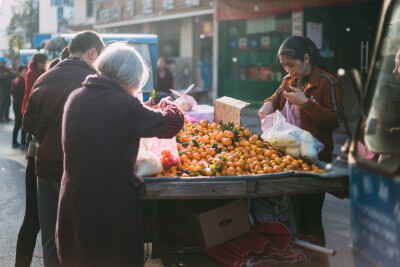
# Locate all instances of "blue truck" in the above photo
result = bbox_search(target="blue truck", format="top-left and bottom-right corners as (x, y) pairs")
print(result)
(338, 0), (400, 265)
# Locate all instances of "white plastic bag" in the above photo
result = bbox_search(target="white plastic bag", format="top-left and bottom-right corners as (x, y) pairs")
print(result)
(136, 150), (163, 177)
(260, 110), (324, 162)
(170, 84), (197, 111)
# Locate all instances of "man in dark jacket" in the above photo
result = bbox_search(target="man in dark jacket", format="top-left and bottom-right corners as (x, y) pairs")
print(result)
(23, 31), (104, 267)
(0, 57), (16, 122)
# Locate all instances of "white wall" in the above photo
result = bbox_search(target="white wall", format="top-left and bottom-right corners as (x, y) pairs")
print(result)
(69, 0), (93, 28)
(0, 0), (13, 51)
(180, 17), (193, 58)
(39, 0), (58, 34)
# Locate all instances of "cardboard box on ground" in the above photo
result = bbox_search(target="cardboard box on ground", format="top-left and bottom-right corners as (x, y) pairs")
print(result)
(174, 199), (251, 249)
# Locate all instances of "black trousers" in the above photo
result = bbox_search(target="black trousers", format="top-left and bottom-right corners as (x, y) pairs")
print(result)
(294, 193), (326, 246)
(12, 104), (26, 144)
(15, 156), (40, 267)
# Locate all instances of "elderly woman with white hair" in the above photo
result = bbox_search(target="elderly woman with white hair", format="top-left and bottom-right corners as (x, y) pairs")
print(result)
(56, 43), (184, 267)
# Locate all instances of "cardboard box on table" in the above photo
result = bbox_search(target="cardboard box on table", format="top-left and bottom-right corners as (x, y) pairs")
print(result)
(177, 199), (251, 249)
(214, 96), (251, 126)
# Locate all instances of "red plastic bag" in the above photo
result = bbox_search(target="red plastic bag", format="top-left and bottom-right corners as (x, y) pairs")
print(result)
(139, 137), (180, 168)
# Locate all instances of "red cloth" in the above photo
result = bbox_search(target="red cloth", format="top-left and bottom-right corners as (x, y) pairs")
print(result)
(21, 61), (44, 114)
(161, 218), (311, 267)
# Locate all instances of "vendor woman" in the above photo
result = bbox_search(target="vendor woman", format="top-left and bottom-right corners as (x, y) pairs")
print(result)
(259, 36), (341, 246)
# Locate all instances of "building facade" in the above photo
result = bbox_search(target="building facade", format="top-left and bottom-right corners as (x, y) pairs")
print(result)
(94, 0), (216, 94)
(0, 0), (13, 53)
(68, 0), (94, 31)
(39, 0), (73, 34)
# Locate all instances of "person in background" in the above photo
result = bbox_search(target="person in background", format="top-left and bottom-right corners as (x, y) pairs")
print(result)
(259, 36), (341, 247)
(23, 30), (104, 267)
(0, 57), (15, 122)
(15, 59), (60, 267)
(15, 58), (61, 267)
(21, 53), (47, 116)
(199, 53), (212, 90)
(56, 43), (184, 267)
(60, 46), (70, 60)
(47, 58), (60, 70)
(11, 65), (28, 148)
(157, 57), (173, 94)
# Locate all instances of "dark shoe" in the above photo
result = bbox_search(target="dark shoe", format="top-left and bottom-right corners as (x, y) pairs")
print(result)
(12, 142), (20, 148)
(5, 118), (11, 122)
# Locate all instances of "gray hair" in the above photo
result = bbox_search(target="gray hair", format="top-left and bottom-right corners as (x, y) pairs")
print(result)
(94, 42), (149, 90)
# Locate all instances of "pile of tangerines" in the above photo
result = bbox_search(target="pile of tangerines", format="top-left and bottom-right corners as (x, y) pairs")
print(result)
(156, 120), (326, 177)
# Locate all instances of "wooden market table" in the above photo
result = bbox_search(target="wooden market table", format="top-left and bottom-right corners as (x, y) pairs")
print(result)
(141, 162), (349, 256)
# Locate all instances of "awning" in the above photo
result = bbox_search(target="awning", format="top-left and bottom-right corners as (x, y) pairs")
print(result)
(216, 0), (379, 21)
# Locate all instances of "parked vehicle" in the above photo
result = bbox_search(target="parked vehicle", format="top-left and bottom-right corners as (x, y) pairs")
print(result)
(338, 0), (400, 266)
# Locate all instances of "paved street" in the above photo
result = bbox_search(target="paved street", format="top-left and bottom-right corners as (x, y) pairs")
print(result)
(0, 110), (353, 267)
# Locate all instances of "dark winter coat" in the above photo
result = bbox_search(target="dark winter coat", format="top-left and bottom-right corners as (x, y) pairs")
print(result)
(23, 58), (97, 181)
(157, 68), (174, 94)
(0, 66), (14, 88)
(21, 61), (45, 114)
(56, 74), (184, 267)
(11, 76), (25, 104)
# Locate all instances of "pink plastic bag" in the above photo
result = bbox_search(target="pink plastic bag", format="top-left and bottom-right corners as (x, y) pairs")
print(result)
(281, 99), (301, 127)
(170, 84), (197, 111)
(259, 99), (300, 132)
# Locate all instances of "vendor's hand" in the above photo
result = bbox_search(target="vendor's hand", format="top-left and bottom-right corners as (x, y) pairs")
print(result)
(283, 86), (308, 106)
(259, 101), (274, 115)
(144, 100), (152, 107)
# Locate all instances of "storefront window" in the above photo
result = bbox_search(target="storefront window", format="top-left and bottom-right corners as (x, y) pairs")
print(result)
(226, 14), (291, 82)
(356, 1), (400, 174)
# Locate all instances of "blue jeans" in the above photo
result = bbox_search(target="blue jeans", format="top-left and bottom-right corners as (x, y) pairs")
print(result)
(37, 177), (63, 267)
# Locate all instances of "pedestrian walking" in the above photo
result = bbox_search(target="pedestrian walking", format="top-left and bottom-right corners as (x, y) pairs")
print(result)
(11, 65), (27, 148)
(56, 43), (184, 267)
(157, 57), (173, 94)
(259, 36), (341, 247)
(22, 30), (104, 267)
(0, 57), (15, 122)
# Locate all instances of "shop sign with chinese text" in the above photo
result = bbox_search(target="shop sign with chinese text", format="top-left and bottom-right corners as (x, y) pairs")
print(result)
(216, 0), (377, 21)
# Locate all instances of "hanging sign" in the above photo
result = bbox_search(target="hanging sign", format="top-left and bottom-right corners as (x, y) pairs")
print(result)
(217, 0), (376, 21)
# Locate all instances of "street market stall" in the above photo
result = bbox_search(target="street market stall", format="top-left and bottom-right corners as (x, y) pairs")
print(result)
(139, 97), (349, 262)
